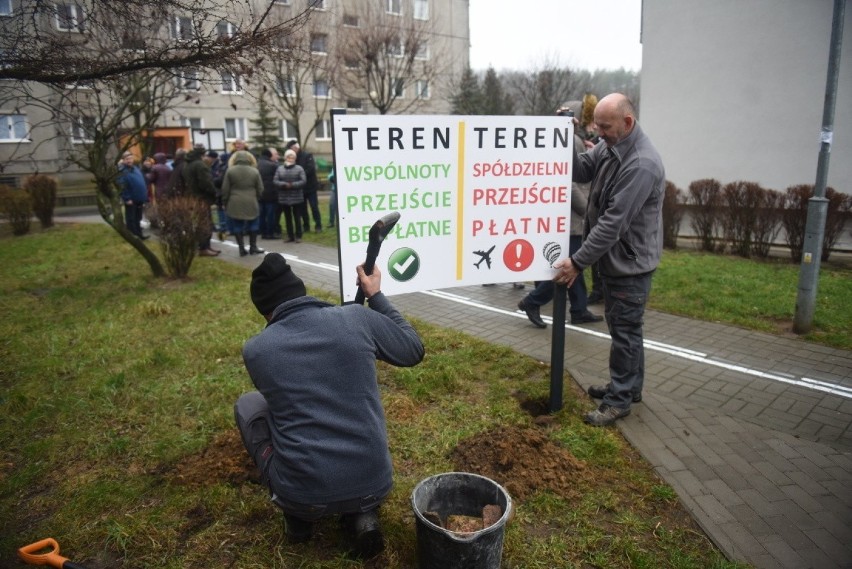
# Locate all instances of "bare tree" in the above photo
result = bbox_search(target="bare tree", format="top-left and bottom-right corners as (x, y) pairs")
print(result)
(0, 1), (311, 84)
(503, 56), (577, 116)
(332, 2), (448, 115)
(0, 1), (314, 277)
(260, 25), (339, 147)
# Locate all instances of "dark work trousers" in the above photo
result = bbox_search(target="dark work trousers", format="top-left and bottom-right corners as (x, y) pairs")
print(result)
(234, 391), (384, 522)
(259, 201), (279, 238)
(124, 202), (145, 237)
(302, 190), (322, 231)
(600, 271), (654, 409)
(280, 203), (305, 240)
(525, 235), (589, 317)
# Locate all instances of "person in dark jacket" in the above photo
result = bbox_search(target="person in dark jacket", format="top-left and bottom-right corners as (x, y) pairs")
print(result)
(164, 148), (187, 199)
(145, 153), (172, 203)
(222, 150), (264, 257)
(117, 151), (149, 240)
(235, 253), (424, 559)
(257, 148), (281, 239)
(273, 149), (306, 243)
(285, 140), (322, 233)
(182, 144), (220, 256)
(553, 93), (665, 427)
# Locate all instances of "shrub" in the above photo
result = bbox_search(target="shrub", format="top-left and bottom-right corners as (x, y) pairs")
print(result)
(782, 185), (849, 263)
(23, 174), (58, 229)
(662, 180), (685, 249)
(721, 181), (764, 257)
(751, 187), (782, 258)
(156, 197), (212, 278)
(0, 184), (32, 236)
(688, 178), (723, 252)
(823, 188), (850, 262)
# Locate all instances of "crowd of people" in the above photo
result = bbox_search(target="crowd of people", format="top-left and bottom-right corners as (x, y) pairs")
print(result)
(117, 138), (335, 257)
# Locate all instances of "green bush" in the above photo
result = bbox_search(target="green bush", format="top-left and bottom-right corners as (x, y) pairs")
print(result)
(156, 196), (212, 278)
(0, 184), (32, 236)
(23, 174), (58, 229)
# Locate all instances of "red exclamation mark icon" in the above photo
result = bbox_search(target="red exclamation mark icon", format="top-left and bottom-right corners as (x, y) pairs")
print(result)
(503, 239), (534, 272)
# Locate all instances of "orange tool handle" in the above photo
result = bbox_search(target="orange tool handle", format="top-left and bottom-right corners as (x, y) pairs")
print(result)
(18, 538), (89, 569)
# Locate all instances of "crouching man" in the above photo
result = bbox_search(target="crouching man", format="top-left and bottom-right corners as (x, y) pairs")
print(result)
(235, 253), (425, 559)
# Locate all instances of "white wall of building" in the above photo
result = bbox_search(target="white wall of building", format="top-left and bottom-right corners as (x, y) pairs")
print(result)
(640, 0), (851, 193)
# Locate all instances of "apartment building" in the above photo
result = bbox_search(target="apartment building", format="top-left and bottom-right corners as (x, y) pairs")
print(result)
(0, 0), (471, 197)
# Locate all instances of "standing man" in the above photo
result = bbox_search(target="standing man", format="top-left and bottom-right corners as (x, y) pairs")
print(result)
(285, 140), (322, 233)
(235, 254), (424, 559)
(553, 93), (665, 427)
(257, 148), (281, 239)
(117, 151), (149, 240)
(182, 143), (220, 257)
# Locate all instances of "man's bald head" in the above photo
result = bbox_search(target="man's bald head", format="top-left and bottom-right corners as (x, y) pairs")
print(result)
(594, 93), (636, 147)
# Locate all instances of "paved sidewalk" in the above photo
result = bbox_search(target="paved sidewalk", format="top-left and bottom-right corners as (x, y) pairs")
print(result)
(212, 238), (851, 569)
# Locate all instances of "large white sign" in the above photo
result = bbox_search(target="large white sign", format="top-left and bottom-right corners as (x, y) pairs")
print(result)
(333, 114), (574, 302)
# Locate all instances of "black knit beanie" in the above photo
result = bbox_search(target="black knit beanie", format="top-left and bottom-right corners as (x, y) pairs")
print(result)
(250, 254), (306, 315)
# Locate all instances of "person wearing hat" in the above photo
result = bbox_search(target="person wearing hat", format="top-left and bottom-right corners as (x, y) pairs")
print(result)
(285, 139), (322, 233)
(234, 254), (424, 559)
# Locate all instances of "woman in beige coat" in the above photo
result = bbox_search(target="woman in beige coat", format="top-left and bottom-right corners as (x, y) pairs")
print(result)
(222, 150), (264, 256)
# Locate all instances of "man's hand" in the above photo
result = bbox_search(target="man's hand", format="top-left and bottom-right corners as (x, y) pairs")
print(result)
(356, 264), (382, 299)
(552, 258), (580, 288)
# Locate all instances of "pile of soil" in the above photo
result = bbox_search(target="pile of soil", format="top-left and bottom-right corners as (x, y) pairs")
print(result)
(450, 425), (591, 501)
(167, 430), (257, 487)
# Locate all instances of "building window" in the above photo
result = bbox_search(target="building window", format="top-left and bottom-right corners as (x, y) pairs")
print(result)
(1, 0), (13, 16)
(169, 16), (193, 41)
(280, 120), (297, 141)
(216, 20), (236, 40)
(1, 114), (28, 142)
(273, 0), (291, 4)
(392, 78), (404, 98)
(224, 118), (247, 140)
(313, 79), (330, 98)
(315, 118), (331, 140)
(55, 3), (85, 32)
(346, 99), (363, 111)
(344, 57), (359, 70)
(309, 0), (327, 10)
(181, 117), (203, 129)
(221, 71), (242, 93)
(386, 0), (401, 15)
(275, 75), (297, 97)
(415, 40), (429, 60)
(310, 34), (327, 54)
(413, 0), (428, 20)
(387, 37), (403, 58)
(71, 116), (96, 143)
(343, 14), (359, 27)
(414, 80), (429, 99)
(176, 69), (200, 91)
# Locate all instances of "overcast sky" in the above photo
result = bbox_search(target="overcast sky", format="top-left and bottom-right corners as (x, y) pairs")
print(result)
(468, 0), (643, 72)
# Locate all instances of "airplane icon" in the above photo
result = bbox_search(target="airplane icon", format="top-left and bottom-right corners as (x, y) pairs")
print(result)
(473, 245), (495, 269)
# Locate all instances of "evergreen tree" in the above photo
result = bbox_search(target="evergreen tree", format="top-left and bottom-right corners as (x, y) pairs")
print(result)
(250, 92), (282, 151)
(481, 67), (513, 115)
(450, 67), (483, 115)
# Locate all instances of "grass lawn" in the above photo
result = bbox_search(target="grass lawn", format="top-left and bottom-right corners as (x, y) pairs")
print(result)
(0, 223), (747, 568)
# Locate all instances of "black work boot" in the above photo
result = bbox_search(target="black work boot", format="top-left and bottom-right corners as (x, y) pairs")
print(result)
(283, 513), (313, 544)
(248, 233), (264, 255)
(340, 510), (385, 560)
(235, 233), (247, 257)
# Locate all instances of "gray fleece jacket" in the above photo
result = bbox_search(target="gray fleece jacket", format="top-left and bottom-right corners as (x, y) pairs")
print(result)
(571, 123), (665, 277)
(242, 293), (424, 505)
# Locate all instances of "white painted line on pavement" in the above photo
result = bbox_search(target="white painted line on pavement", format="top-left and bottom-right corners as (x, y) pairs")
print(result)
(281, 255), (852, 400)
